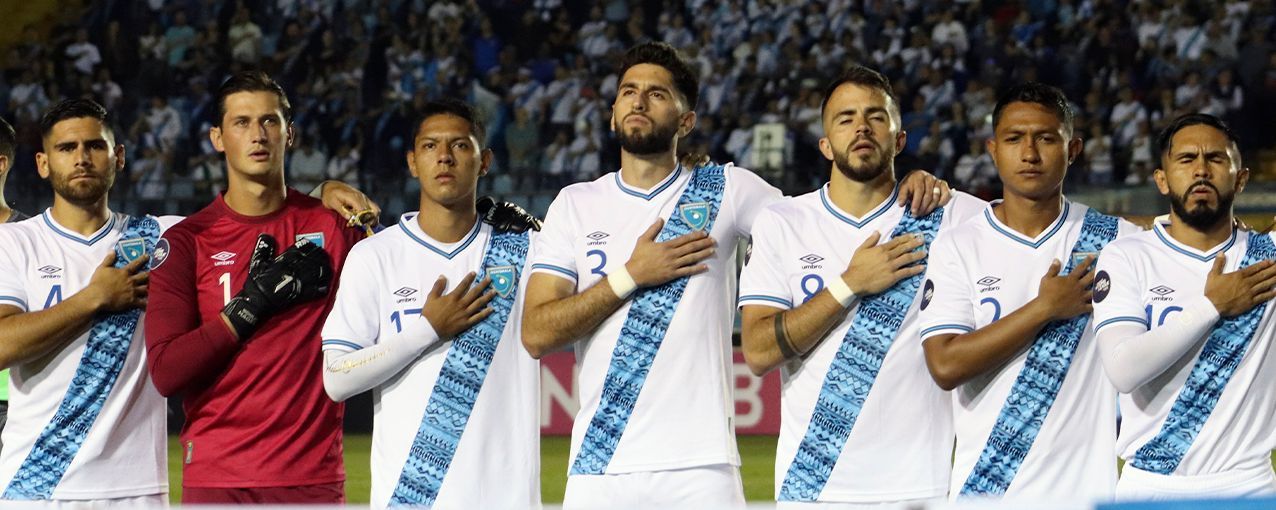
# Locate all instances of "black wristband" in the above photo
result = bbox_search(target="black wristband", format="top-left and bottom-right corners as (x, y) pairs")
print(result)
(774, 313), (799, 359)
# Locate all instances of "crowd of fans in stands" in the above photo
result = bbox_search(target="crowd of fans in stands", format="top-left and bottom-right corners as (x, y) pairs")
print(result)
(2, 0), (1274, 214)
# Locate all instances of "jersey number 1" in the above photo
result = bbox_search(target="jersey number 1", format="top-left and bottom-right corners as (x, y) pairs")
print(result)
(219, 273), (231, 306)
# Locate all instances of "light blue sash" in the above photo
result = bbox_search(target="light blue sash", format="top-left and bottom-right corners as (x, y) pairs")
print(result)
(389, 230), (530, 506)
(779, 207), (945, 501)
(5, 215), (160, 500)
(570, 164), (728, 475)
(960, 209), (1119, 496)
(1130, 231), (1275, 474)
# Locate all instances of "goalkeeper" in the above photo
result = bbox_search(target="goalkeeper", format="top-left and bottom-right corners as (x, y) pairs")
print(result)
(144, 71), (365, 504)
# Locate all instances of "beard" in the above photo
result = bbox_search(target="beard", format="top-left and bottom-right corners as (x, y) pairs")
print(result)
(1170, 180), (1234, 230)
(832, 139), (891, 182)
(50, 169), (113, 206)
(616, 115), (678, 155)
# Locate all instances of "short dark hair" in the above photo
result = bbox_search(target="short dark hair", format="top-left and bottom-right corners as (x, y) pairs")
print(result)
(40, 98), (114, 141)
(820, 64), (900, 119)
(1156, 113), (1240, 160)
(991, 82), (1074, 134)
(616, 42), (699, 111)
(0, 115), (14, 160)
(410, 99), (486, 147)
(214, 70), (292, 127)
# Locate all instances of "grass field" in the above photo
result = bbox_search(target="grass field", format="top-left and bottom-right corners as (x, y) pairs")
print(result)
(166, 435), (779, 504)
(166, 435), (1276, 504)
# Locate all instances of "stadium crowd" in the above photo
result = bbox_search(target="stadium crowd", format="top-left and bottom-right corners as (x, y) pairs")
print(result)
(2, 0), (1274, 213)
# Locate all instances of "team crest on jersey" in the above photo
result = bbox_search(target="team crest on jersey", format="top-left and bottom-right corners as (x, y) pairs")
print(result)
(1093, 270), (1111, 303)
(488, 265), (517, 297)
(151, 239), (170, 269)
(295, 232), (325, 248)
(920, 279), (935, 310)
(1071, 252), (1098, 273)
(118, 237), (147, 264)
(679, 202), (710, 231)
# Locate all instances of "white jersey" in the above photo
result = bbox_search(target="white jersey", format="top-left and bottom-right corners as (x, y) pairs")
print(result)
(531, 164), (781, 474)
(320, 214), (540, 509)
(738, 186), (985, 502)
(1093, 222), (1276, 477)
(0, 210), (179, 500)
(917, 200), (1140, 500)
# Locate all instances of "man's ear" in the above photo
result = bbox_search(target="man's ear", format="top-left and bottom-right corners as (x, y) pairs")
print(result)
(1152, 168), (1170, 196)
(35, 152), (49, 180)
(479, 148), (493, 177)
(1066, 136), (1083, 166)
(286, 122), (296, 148)
(676, 110), (697, 139)
(210, 125), (225, 153)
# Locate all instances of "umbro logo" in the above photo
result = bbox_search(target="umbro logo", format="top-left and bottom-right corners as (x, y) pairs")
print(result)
(799, 253), (824, 269)
(977, 276), (1001, 293)
(586, 231), (609, 245)
(38, 265), (62, 279)
(211, 251), (237, 267)
(394, 287), (418, 303)
(1150, 285), (1174, 296)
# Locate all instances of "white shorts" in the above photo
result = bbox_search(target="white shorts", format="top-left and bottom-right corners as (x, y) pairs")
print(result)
(776, 496), (944, 509)
(1118, 463), (1276, 501)
(563, 464), (745, 510)
(3, 494), (168, 509)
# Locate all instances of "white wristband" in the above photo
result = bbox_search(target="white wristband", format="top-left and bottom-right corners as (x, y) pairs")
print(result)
(608, 264), (638, 299)
(826, 276), (856, 308)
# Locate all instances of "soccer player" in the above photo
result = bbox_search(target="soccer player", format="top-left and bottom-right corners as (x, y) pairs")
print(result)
(738, 65), (979, 507)
(321, 99), (542, 509)
(0, 115), (30, 224)
(521, 42), (946, 508)
(0, 99), (169, 504)
(1093, 113), (1276, 499)
(145, 70), (363, 504)
(917, 83), (1141, 501)
(0, 115), (29, 453)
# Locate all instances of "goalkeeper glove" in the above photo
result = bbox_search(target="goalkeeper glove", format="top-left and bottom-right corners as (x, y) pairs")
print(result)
(477, 196), (542, 233)
(222, 234), (333, 340)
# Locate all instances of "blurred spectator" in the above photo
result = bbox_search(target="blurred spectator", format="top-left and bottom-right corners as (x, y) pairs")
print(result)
(326, 142), (361, 187)
(228, 7), (263, 64)
(505, 108), (541, 189)
(4, 0), (1273, 220)
(290, 138), (329, 193)
(65, 28), (101, 75)
(1084, 124), (1114, 185)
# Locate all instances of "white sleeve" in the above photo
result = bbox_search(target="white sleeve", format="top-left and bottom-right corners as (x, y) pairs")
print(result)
(528, 189), (579, 284)
(944, 192), (988, 227)
(916, 232), (975, 339)
(1093, 245), (1220, 393)
(321, 324), (440, 402)
(320, 243), (441, 401)
(737, 209), (793, 310)
(0, 228), (28, 311)
(724, 164), (783, 238)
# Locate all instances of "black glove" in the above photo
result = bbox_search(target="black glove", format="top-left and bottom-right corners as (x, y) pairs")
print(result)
(477, 196), (542, 233)
(222, 235), (333, 340)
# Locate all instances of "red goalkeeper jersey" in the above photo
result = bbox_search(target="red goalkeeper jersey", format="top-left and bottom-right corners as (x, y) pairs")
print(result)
(145, 189), (362, 488)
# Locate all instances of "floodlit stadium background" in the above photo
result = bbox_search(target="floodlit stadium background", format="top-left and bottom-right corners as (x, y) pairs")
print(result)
(6, 0), (1276, 506)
